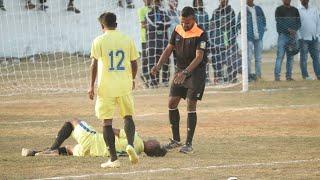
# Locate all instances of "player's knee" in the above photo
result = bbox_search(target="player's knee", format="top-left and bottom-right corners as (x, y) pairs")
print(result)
(187, 106), (196, 112)
(62, 121), (74, 130)
(187, 100), (197, 112)
(124, 116), (135, 127)
(103, 119), (113, 127)
(69, 118), (80, 127)
(168, 96), (181, 109)
(168, 103), (177, 109)
(124, 115), (133, 121)
(168, 100), (179, 109)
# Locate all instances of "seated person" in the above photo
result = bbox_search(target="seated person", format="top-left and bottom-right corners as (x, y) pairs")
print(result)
(22, 118), (167, 160)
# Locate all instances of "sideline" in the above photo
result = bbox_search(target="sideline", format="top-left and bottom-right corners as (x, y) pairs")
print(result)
(1, 104), (319, 125)
(34, 158), (320, 180)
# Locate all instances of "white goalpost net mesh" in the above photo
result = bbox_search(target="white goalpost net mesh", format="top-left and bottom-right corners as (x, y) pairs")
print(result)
(1, 0), (319, 96)
(140, 0), (242, 88)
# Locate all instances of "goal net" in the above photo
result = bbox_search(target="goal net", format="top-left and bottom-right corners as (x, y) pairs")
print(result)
(1, 0), (319, 96)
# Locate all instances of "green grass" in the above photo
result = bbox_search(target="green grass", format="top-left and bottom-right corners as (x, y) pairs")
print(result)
(0, 53), (320, 179)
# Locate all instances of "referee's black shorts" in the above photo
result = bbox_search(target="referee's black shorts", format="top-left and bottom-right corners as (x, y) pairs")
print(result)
(169, 66), (206, 101)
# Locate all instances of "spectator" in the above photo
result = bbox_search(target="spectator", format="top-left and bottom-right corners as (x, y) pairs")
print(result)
(274, 0), (301, 81)
(193, 0), (210, 84)
(67, 0), (80, 14)
(25, 0), (44, 10)
(167, 0), (180, 67)
(0, 0), (6, 11)
(118, 0), (135, 9)
(25, 0), (79, 13)
(210, 0), (238, 84)
(167, 0), (180, 39)
(146, 0), (171, 87)
(238, 0), (266, 81)
(298, 0), (320, 80)
(193, 0), (209, 32)
(138, 0), (152, 88)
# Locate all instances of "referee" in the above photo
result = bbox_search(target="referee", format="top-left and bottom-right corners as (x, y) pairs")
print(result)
(151, 6), (208, 154)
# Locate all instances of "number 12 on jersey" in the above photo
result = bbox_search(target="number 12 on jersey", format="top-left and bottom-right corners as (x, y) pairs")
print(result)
(108, 50), (125, 71)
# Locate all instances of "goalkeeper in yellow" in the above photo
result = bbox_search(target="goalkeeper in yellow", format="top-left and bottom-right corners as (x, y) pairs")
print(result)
(21, 118), (167, 158)
(87, 12), (140, 168)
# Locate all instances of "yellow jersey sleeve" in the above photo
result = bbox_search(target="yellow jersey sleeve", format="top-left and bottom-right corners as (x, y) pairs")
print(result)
(130, 39), (139, 61)
(90, 37), (101, 60)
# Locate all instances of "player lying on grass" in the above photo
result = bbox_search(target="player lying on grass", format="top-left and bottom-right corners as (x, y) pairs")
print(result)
(21, 118), (167, 160)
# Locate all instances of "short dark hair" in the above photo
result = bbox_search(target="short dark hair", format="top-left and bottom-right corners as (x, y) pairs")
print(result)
(144, 144), (167, 157)
(98, 12), (117, 28)
(181, 6), (195, 18)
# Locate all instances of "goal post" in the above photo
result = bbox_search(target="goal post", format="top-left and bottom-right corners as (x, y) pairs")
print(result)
(5, 0), (316, 96)
(0, 0), (248, 97)
(241, 0), (248, 92)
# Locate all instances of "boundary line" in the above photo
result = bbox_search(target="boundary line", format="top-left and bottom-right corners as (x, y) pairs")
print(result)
(34, 158), (320, 180)
(134, 87), (310, 97)
(1, 104), (319, 125)
(0, 87), (312, 102)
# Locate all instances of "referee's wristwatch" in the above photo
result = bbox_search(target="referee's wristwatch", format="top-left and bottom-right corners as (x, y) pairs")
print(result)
(182, 69), (190, 77)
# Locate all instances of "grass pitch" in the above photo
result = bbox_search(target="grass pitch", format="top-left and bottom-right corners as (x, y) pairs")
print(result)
(1, 54), (320, 179)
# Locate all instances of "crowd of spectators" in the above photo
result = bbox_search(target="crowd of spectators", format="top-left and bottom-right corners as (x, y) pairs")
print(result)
(138, 0), (320, 87)
(1, 0), (319, 84)
(0, 0), (80, 13)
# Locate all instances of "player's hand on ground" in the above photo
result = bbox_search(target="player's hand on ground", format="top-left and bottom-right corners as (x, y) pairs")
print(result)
(150, 65), (159, 77)
(173, 72), (186, 85)
(88, 87), (94, 100)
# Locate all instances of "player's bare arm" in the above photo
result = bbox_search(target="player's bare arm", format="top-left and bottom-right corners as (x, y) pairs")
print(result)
(131, 60), (138, 90)
(88, 58), (98, 100)
(151, 44), (174, 76)
(174, 49), (204, 85)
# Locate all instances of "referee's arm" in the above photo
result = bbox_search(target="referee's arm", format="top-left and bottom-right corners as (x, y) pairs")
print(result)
(185, 49), (204, 73)
(173, 49), (204, 85)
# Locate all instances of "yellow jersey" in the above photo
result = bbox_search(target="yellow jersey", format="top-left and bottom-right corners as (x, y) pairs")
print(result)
(89, 129), (144, 157)
(71, 121), (144, 157)
(90, 30), (139, 98)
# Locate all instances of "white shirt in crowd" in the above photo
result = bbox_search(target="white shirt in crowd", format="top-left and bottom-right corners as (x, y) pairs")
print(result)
(298, 4), (320, 41)
(247, 5), (259, 40)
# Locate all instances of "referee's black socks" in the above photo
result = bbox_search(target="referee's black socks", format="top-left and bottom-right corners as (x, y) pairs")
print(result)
(103, 125), (117, 161)
(186, 112), (197, 146)
(50, 121), (73, 150)
(169, 108), (180, 142)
